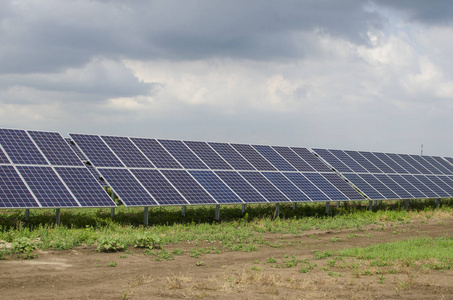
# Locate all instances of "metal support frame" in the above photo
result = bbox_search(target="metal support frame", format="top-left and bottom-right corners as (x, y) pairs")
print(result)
(325, 202), (330, 215)
(405, 199), (409, 211)
(368, 200), (373, 211)
(215, 205), (220, 221)
(56, 209), (61, 226)
(374, 200), (378, 206)
(275, 203), (280, 218)
(110, 208), (115, 218)
(435, 198), (440, 208)
(336, 201), (340, 208)
(25, 209), (29, 221)
(292, 203), (296, 210)
(241, 204), (246, 214)
(144, 207), (149, 226)
(182, 205), (186, 216)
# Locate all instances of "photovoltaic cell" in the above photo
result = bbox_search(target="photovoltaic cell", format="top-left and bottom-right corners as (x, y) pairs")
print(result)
(433, 157), (453, 174)
(425, 175), (453, 196)
(399, 154), (431, 174)
(312, 149), (354, 172)
(272, 146), (315, 172)
(0, 148), (9, 164)
(184, 141), (232, 170)
(208, 142), (255, 170)
(101, 136), (154, 168)
(410, 155), (441, 175)
(17, 166), (79, 208)
(413, 175), (449, 197)
(386, 153), (419, 174)
(357, 173), (399, 199)
(161, 170), (217, 204)
(291, 148), (333, 172)
(387, 174), (428, 199)
(252, 145), (296, 171)
(239, 171), (289, 202)
(215, 171), (267, 203)
(70, 134), (124, 168)
(262, 172), (310, 202)
(0, 129), (48, 165)
(342, 173), (385, 200)
(444, 157), (453, 167)
(98, 168), (157, 206)
(328, 149), (367, 173)
(131, 169), (188, 205)
(373, 174), (413, 199)
(423, 156), (452, 175)
(131, 138), (182, 169)
(438, 176), (453, 189)
(321, 173), (365, 200)
(359, 152), (395, 174)
(0, 165), (40, 208)
(231, 144), (276, 171)
(283, 173), (328, 201)
(401, 175), (438, 198)
(345, 151), (382, 173)
(159, 140), (208, 169)
(189, 170), (242, 204)
(65, 138), (87, 161)
(373, 152), (408, 174)
(85, 163), (109, 187)
(303, 173), (348, 201)
(28, 131), (83, 166)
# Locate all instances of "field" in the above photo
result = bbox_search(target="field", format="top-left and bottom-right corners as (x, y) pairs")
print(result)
(1, 200), (453, 299)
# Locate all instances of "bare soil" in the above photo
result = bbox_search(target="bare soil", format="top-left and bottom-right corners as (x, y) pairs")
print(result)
(1, 219), (453, 300)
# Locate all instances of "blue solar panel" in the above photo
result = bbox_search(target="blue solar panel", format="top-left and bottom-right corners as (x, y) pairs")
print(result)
(425, 175), (453, 196)
(345, 151), (382, 173)
(303, 173), (348, 201)
(208, 142), (255, 170)
(55, 167), (115, 207)
(283, 173), (328, 201)
(98, 168), (157, 206)
(312, 149), (354, 172)
(328, 149), (367, 173)
(413, 175), (449, 197)
(399, 154), (431, 174)
(239, 171), (289, 202)
(189, 170), (242, 204)
(410, 155), (441, 175)
(131, 169), (188, 205)
(70, 134), (124, 168)
(231, 144), (276, 171)
(161, 170), (217, 204)
(0, 129), (48, 165)
(373, 152), (408, 174)
(17, 166), (79, 208)
(439, 176), (453, 189)
(444, 157), (453, 167)
(65, 138), (88, 161)
(0, 148), (9, 164)
(434, 157), (453, 173)
(131, 138), (182, 169)
(101, 136), (154, 168)
(215, 171), (267, 203)
(386, 153), (419, 174)
(290, 147), (333, 172)
(28, 131), (83, 167)
(373, 174), (413, 199)
(359, 152), (395, 174)
(342, 173), (385, 200)
(387, 174), (428, 199)
(357, 174), (399, 199)
(0, 165), (40, 208)
(321, 173), (366, 200)
(400, 174), (438, 198)
(159, 140), (208, 169)
(184, 141), (232, 170)
(423, 156), (453, 175)
(262, 172), (311, 202)
(84, 163), (108, 187)
(272, 146), (315, 172)
(252, 145), (296, 171)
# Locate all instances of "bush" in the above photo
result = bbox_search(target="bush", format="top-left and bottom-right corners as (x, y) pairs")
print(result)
(96, 235), (126, 253)
(11, 237), (37, 253)
(134, 232), (161, 249)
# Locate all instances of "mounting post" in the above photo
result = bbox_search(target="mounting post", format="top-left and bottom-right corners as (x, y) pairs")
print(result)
(241, 204), (246, 214)
(325, 202), (330, 215)
(182, 205), (186, 216)
(368, 200), (373, 211)
(25, 209), (30, 221)
(292, 202), (296, 210)
(56, 209), (61, 226)
(275, 203), (280, 218)
(215, 205), (220, 221)
(144, 207), (149, 226)
(110, 208), (115, 218)
(405, 199), (410, 211)
(336, 201), (340, 208)
(435, 198), (440, 208)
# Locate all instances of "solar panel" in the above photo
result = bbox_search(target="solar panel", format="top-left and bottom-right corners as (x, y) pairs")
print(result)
(439, 176), (453, 189)
(321, 173), (366, 200)
(131, 138), (182, 169)
(444, 157), (453, 166)
(283, 173), (329, 201)
(373, 174), (413, 199)
(189, 170), (243, 204)
(85, 163), (109, 187)
(0, 148), (9, 164)
(410, 155), (441, 175)
(342, 173), (385, 200)
(184, 141), (232, 170)
(272, 146), (315, 172)
(291, 148), (333, 172)
(17, 166), (79, 208)
(431, 157), (453, 174)
(28, 131), (83, 166)
(423, 156), (453, 175)
(303, 173), (348, 201)
(65, 138), (88, 161)
(373, 152), (408, 174)
(425, 175), (453, 196)
(208, 142), (255, 170)
(161, 170), (217, 204)
(214, 171), (267, 203)
(357, 174), (399, 199)
(231, 144), (276, 171)
(70, 134), (124, 168)
(252, 145), (296, 171)
(386, 153), (419, 174)
(98, 168), (157, 206)
(239, 171), (289, 202)
(131, 169), (188, 205)
(399, 154), (431, 174)
(159, 140), (208, 169)
(328, 149), (367, 173)
(400, 174), (438, 198)
(0, 129), (48, 165)
(413, 175), (449, 197)
(0, 165), (40, 208)
(359, 152), (395, 174)
(345, 151), (382, 173)
(312, 149), (354, 172)
(262, 172), (311, 202)
(101, 136), (154, 168)
(387, 174), (428, 199)
(55, 167), (115, 207)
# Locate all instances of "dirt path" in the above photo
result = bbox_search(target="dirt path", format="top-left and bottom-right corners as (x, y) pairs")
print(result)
(1, 219), (452, 299)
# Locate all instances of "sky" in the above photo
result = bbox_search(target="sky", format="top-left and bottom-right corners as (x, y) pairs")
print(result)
(1, 0), (453, 156)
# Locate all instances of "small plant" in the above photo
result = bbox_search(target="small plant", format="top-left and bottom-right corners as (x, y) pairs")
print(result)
(172, 249), (183, 255)
(12, 237), (37, 254)
(119, 254), (127, 259)
(328, 271), (341, 277)
(327, 259), (336, 267)
(134, 232), (161, 249)
(267, 256), (277, 263)
(96, 235), (125, 253)
(322, 266), (329, 271)
(196, 261), (204, 266)
(299, 267), (309, 273)
(107, 261), (117, 267)
(330, 237), (341, 243)
(251, 266), (262, 271)
(313, 250), (333, 260)
(378, 275), (385, 284)
(253, 259), (260, 264)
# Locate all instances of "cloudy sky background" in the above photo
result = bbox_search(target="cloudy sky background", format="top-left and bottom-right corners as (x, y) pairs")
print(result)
(1, 0), (453, 156)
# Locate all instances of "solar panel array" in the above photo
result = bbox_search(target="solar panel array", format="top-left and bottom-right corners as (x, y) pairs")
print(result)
(69, 134), (367, 207)
(312, 148), (453, 201)
(0, 129), (115, 209)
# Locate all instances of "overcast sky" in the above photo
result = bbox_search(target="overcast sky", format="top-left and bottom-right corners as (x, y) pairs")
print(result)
(1, 1), (453, 156)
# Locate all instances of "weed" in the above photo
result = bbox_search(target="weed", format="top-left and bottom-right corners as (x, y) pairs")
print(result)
(313, 250), (333, 259)
(267, 256), (277, 263)
(196, 261), (204, 266)
(108, 261), (117, 267)
(251, 266), (261, 271)
(96, 235), (125, 253)
(172, 248), (183, 255)
(378, 275), (385, 284)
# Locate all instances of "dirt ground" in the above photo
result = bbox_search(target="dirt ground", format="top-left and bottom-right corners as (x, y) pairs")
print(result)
(1, 218), (453, 300)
